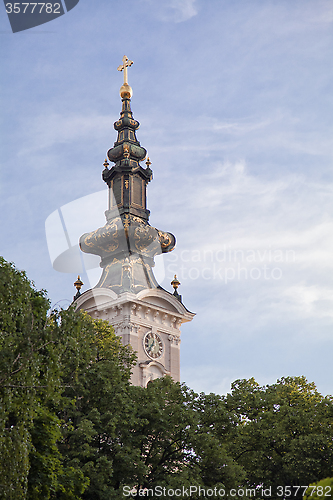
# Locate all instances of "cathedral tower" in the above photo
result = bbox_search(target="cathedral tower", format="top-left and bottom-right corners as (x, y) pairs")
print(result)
(75, 57), (194, 386)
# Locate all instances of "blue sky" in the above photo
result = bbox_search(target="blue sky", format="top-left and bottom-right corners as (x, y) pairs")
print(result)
(1, 0), (332, 396)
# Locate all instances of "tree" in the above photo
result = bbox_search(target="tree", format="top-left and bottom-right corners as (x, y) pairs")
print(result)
(0, 257), (51, 498)
(304, 478), (333, 500)
(26, 305), (135, 500)
(58, 373), (245, 498)
(2, 257), (332, 499)
(0, 257), (135, 499)
(225, 376), (333, 498)
(55, 308), (136, 500)
(191, 391), (245, 490)
(113, 378), (244, 492)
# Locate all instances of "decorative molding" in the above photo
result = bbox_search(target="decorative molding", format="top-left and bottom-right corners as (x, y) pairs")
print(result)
(168, 334), (181, 346)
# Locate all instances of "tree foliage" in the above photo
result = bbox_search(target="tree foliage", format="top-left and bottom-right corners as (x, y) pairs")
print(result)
(225, 376), (333, 497)
(0, 258), (134, 499)
(0, 257), (50, 497)
(58, 373), (245, 498)
(1, 257), (332, 499)
(304, 478), (333, 500)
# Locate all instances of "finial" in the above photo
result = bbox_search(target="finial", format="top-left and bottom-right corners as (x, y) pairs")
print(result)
(74, 275), (83, 295)
(118, 55), (133, 99)
(171, 275), (182, 302)
(145, 156), (153, 180)
(118, 55), (133, 84)
(103, 158), (109, 170)
(171, 274), (180, 291)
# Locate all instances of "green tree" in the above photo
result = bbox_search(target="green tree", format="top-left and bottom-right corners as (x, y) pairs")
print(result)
(0, 257), (135, 499)
(0, 257), (51, 498)
(192, 391), (245, 490)
(226, 376), (333, 498)
(59, 373), (245, 498)
(54, 308), (136, 500)
(26, 304), (134, 500)
(2, 257), (332, 499)
(304, 478), (333, 500)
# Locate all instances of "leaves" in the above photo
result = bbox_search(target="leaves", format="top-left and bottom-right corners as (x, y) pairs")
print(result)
(1, 257), (332, 498)
(226, 376), (333, 494)
(0, 257), (134, 499)
(304, 478), (333, 500)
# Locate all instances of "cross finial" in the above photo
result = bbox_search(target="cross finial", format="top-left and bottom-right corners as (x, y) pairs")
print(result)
(117, 55), (133, 85)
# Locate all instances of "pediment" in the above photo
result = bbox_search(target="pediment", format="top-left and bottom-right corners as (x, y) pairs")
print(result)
(75, 288), (118, 312)
(140, 295), (180, 312)
(137, 288), (193, 318)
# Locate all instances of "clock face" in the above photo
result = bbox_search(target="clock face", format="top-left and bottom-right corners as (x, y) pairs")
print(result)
(144, 332), (163, 359)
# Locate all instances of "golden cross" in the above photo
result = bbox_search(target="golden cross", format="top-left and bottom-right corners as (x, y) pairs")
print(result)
(117, 55), (133, 85)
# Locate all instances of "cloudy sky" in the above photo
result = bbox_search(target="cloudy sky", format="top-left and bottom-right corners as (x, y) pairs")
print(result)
(1, 0), (332, 396)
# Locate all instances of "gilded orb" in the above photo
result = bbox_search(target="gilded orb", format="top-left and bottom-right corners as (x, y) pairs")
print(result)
(120, 83), (132, 99)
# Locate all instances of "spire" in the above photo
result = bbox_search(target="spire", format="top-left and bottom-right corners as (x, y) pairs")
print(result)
(103, 55), (152, 221)
(79, 58), (176, 295)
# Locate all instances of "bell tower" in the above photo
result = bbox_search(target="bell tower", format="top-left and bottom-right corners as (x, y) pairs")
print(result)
(75, 57), (194, 386)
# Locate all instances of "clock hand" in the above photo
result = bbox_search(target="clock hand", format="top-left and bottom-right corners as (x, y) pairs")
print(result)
(147, 338), (155, 352)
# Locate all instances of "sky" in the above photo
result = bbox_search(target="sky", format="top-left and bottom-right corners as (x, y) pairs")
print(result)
(1, 0), (332, 396)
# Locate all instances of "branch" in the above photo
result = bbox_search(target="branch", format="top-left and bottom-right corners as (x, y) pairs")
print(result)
(13, 353), (21, 365)
(0, 364), (24, 386)
(0, 339), (57, 386)
(234, 447), (257, 461)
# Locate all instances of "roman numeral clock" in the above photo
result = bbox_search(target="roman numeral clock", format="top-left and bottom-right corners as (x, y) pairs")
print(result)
(74, 57), (194, 387)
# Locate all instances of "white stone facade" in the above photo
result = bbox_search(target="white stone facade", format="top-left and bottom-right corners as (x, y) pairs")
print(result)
(75, 288), (194, 386)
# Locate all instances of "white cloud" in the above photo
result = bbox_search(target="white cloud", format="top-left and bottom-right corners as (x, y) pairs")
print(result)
(142, 108), (333, 159)
(151, 157), (333, 325)
(283, 284), (333, 318)
(181, 365), (234, 395)
(211, 118), (271, 134)
(17, 113), (113, 156)
(169, 0), (198, 22)
(141, 0), (198, 23)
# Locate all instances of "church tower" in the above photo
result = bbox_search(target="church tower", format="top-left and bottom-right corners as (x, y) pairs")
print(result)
(75, 57), (194, 387)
